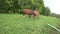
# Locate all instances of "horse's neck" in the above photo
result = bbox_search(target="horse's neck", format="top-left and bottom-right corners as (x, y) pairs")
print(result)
(33, 11), (36, 16)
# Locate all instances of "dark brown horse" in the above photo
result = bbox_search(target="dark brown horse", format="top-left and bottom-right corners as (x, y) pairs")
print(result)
(23, 9), (39, 18)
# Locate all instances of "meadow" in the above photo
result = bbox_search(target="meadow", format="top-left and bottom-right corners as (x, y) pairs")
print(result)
(0, 14), (60, 34)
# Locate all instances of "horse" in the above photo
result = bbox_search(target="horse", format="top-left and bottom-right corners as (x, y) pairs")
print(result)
(23, 9), (40, 18)
(34, 10), (40, 18)
(23, 9), (35, 18)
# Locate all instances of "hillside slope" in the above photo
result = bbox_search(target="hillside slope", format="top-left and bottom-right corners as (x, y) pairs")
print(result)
(0, 14), (60, 34)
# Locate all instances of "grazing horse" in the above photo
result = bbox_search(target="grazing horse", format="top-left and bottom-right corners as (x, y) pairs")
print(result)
(23, 9), (39, 18)
(23, 9), (35, 17)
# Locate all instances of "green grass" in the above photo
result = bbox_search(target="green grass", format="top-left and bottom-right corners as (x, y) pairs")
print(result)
(0, 14), (60, 34)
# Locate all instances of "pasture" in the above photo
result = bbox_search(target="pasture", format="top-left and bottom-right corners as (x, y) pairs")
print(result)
(0, 14), (60, 34)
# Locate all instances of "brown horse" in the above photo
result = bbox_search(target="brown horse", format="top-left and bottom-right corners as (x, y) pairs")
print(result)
(34, 10), (40, 18)
(23, 9), (39, 18)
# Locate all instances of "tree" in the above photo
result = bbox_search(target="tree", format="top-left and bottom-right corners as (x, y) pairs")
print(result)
(0, 0), (51, 16)
(0, 0), (9, 13)
(50, 13), (60, 18)
(44, 7), (51, 16)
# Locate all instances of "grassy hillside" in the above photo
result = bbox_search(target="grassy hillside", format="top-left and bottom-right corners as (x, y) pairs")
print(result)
(0, 14), (60, 34)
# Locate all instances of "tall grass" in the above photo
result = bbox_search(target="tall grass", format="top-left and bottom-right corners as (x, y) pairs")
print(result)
(0, 14), (60, 34)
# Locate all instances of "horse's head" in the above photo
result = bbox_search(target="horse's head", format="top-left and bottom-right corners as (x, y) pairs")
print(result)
(33, 10), (40, 18)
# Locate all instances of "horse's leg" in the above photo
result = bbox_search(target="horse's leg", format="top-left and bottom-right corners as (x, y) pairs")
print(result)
(31, 15), (34, 18)
(31, 15), (35, 18)
(35, 15), (40, 19)
(29, 15), (34, 18)
(29, 15), (31, 18)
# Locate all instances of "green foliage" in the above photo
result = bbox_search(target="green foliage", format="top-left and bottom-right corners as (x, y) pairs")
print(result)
(50, 13), (60, 18)
(0, 0), (9, 13)
(0, 0), (51, 16)
(0, 14), (60, 34)
(44, 7), (51, 16)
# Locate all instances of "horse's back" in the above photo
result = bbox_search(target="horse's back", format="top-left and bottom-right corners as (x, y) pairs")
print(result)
(23, 9), (34, 15)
